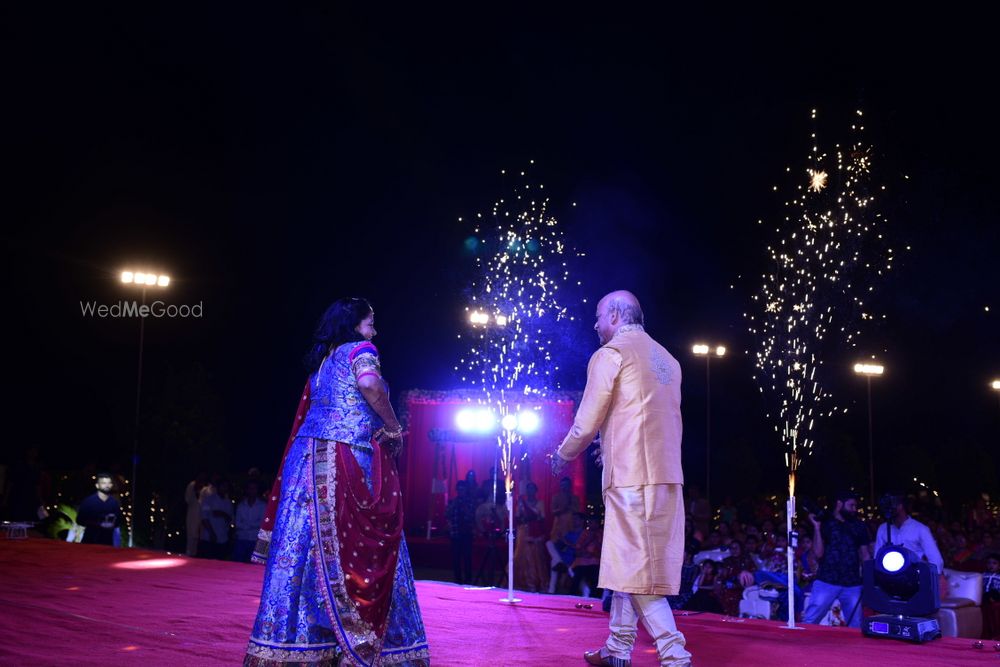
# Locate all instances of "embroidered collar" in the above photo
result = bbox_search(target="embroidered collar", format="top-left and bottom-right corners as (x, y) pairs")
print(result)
(614, 323), (645, 338)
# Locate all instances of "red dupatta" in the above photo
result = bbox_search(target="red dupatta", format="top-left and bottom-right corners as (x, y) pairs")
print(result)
(328, 439), (403, 635)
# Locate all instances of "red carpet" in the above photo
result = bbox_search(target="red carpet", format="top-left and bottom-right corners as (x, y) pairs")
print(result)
(0, 538), (986, 666)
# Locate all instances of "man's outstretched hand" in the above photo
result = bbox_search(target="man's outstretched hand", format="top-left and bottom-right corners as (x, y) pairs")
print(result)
(550, 452), (568, 476)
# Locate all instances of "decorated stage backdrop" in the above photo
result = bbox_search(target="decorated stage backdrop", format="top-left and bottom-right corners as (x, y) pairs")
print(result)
(398, 390), (585, 537)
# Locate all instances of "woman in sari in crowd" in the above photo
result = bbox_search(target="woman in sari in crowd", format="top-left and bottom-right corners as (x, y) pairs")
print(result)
(514, 480), (547, 592)
(717, 539), (757, 617)
(245, 297), (429, 666)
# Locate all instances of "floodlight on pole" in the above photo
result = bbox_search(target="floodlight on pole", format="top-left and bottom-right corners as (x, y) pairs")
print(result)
(854, 360), (885, 506)
(120, 267), (170, 548)
(691, 341), (727, 505)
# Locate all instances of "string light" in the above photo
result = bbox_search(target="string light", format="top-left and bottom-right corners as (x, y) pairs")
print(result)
(748, 109), (894, 479)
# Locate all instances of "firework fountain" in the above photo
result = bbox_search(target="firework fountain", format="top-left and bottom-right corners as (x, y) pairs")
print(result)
(457, 163), (583, 603)
(748, 109), (895, 628)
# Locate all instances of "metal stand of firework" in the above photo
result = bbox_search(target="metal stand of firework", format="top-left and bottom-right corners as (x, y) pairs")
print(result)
(499, 473), (521, 604)
(783, 449), (804, 630)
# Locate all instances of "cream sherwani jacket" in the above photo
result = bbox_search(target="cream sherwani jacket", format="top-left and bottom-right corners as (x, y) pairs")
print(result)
(557, 325), (685, 594)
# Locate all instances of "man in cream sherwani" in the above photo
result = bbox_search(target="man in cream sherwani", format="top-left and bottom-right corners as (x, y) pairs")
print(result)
(552, 290), (691, 667)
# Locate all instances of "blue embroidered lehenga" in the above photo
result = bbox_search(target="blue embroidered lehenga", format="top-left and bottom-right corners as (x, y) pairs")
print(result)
(245, 341), (430, 666)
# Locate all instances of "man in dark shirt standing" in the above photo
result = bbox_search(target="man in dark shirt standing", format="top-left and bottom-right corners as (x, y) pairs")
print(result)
(77, 472), (122, 546)
(801, 490), (871, 627)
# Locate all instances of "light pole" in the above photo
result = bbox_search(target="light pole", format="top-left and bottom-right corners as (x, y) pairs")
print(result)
(854, 362), (884, 506)
(692, 343), (726, 506)
(121, 269), (170, 547)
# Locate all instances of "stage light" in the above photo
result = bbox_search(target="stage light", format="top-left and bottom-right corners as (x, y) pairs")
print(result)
(134, 272), (147, 285)
(157, 275), (170, 287)
(517, 410), (540, 434)
(121, 271), (134, 283)
(456, 408), (495, 433)
(880, 548), (905, 573)
(715, 346), (727, 357)
(473, 410), (496, 431)
(692, 344), (709, 355)
(500, 414), (518, 431)
(495, 314), (508, 326)
(455, 409), (476, 431)
(853, 362), (884, 376)
(862, 543), (941, 642)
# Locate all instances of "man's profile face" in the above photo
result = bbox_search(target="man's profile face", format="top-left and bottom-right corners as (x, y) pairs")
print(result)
(593, 299), (616, 345)
(842, 498), (858, 515)
(95, 477), (113, 494)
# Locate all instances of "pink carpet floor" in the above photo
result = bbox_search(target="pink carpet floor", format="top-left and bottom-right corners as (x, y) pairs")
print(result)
(0, 538), (989, 665)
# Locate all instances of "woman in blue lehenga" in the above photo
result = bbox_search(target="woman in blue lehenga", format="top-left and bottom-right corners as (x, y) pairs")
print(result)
(245, 298), (430, 666)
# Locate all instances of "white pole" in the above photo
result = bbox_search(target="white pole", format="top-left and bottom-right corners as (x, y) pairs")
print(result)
(786, 496), (796, 629)
(500, 487), (521, 603)
(782, 431), (802, 630)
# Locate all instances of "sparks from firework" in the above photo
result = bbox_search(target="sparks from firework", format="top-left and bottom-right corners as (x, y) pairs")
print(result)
(808, 169), (828, 192)
(456, 163), (583, 489)
(747, 109), (896, 484)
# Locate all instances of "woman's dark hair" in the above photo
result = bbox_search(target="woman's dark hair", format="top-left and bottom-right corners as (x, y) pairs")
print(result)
(303, 297), (373, 374)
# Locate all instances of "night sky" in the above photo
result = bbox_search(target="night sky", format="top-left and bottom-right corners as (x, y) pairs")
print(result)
(5, 7), (998, 505)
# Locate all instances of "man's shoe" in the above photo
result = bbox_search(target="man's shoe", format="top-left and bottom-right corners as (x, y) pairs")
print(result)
(583, 649), (630, 667)
(583, 649), (609, 666)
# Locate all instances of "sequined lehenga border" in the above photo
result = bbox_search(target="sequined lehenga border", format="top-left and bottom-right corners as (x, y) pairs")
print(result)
(245, 437), (429, 666)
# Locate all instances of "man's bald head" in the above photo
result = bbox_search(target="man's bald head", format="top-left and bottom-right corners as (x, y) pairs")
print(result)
(599, 291), (644, 325)
(594, 290), (644, 344)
